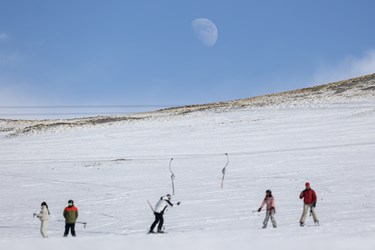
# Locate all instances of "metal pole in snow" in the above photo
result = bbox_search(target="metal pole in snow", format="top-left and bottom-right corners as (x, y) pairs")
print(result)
(221, 153), (229, 189)
(169, 158), (175, 195)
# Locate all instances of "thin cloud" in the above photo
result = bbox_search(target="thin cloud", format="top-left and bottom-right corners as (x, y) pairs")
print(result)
(0, 53), (24, 65)
(0, 32), (8, 41)
(0, 86), (32, 106)
(0, 77), (41, 107)
(314, 50), (375, 84)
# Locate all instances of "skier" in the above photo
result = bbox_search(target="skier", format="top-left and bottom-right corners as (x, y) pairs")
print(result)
(33, 201), (50, 238)
(63, 200), (78, 237)
(257, 190), (277, 228)
(299, 182), (319, 226)
(148, 194), (180, 234)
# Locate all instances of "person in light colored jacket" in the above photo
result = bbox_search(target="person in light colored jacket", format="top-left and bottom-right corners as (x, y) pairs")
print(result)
(148, 194), (180, 234)
(257, 190), (277, 228)
(34, 201), (50, 238)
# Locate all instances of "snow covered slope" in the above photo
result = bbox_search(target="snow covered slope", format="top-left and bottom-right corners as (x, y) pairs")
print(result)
(1, 74), (375, 249)
(1, 73), (375, 137)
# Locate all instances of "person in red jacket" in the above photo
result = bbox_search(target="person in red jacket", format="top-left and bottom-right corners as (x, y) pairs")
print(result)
(63, 200), (78, 237)
(299, 182), (319, 226)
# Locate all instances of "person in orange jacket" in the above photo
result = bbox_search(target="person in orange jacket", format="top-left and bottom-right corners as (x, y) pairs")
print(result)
(299, 182), (319, 226)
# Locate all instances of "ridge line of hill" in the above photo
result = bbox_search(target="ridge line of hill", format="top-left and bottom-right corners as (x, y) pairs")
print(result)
(1, 73), (374, 136)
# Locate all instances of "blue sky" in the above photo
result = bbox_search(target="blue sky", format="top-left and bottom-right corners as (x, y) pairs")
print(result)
(1, 0), (375, 112)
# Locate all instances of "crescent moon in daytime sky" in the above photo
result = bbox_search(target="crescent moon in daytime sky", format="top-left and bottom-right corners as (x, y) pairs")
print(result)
(191, 18), (218, 47)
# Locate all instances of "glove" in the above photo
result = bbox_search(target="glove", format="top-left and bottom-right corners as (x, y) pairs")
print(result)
(312, 202), (316, 208)
(257, 208), (261, 212)
(177, 202), (181, 206)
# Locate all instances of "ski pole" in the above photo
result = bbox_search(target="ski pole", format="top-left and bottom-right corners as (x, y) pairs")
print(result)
(252, 210), (261, 216)
(147, 200), (155, 213)
(58, 220), (87, 228)
(76, 221), (88, 228)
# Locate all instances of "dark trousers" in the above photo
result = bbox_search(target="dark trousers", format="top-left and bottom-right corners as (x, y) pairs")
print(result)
(64, 223), (76, 236)
(150, 212), (164, 232)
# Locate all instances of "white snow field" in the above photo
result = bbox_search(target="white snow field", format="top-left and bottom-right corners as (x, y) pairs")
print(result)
(1, 75), (375, 249)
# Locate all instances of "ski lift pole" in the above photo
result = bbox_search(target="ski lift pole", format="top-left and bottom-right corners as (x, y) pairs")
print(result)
(169, 158), (175, 195)
(221, 153), (229, 189)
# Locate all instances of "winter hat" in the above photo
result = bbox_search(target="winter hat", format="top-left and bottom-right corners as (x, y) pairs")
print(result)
(68, 200), (74, 206)
(305, 182), (310, 188)
(266, 190), (272, 194)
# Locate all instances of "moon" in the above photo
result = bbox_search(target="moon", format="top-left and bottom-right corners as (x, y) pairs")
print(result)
(191, 18), (218, 47)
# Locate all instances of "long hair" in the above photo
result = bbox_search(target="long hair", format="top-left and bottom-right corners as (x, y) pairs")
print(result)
(41, 201), (50, 215)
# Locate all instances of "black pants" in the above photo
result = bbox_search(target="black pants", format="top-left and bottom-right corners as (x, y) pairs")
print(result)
(150, 212), (164, 232)
(64, 223), (76, 236)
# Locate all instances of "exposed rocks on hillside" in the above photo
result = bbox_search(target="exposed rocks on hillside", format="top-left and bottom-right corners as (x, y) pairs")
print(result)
(1, 73), (374, 136)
